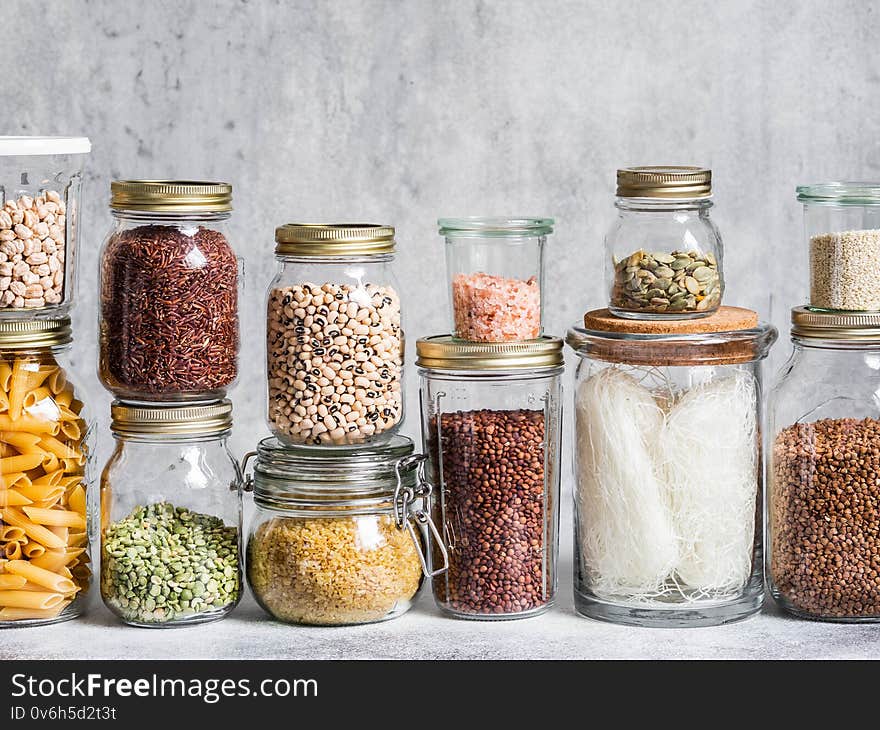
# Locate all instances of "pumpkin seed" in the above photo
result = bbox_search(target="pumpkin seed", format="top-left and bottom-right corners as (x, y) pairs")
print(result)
(685, 276), (701, 294)
(652, 252), (676, 264)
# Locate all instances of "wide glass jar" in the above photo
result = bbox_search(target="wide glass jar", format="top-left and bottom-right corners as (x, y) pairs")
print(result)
(568, 307), (776, 627)
(0, 318), (94, 627)
(245, 436), (443, 626)
(768, 308), (880, 621)
(99, 180), (239, 403)
(0, 137), (91, 317)
(606, 166), (723, 319)
(798, 182), (880, 311)
(440, 217), (553, 342)
(416, 336), (563, 619)
(266, 223), (404, 447)
(99, 401), (242, 627)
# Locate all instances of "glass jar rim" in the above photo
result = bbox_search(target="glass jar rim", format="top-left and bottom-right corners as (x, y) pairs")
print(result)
(438, 217), (554, 237)
(797, 181), (880, 205)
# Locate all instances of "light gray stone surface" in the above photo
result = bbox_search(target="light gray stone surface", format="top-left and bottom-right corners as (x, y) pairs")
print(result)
(2, 0), (880, 659)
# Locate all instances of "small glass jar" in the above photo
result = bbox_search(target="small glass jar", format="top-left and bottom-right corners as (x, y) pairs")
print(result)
(567, 308), (776, 626)
(266, 223), (404, 447)
(0, 136), (91, 318)
(0, 318), (95, 627)
(98, 180), (239, 403)
(244, 436), (443, 626)
(440, 217), (553, 342)
(416, 336), (563, 619)
(798, 182), (880, 311)
(768, 308), (880, 621)
(99, 401), (242, 627)
(606, 167), (723, 319)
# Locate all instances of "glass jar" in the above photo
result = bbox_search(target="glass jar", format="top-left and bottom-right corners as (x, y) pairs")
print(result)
(0, 318), (95, 627)
(98, 180), (239, 403)
(244, 435), (444, 626)
(0, 137), (91, 318)
(440, 217), (553, 342)
(416, 336), (563, 619)
(606, 166), (723, 319)
(266, 223), (404, 447)
(768, 308), (880, 621)
(567, 308), (776, 626)
(798, 182), (880, 311)
(99, 401), (242, 627)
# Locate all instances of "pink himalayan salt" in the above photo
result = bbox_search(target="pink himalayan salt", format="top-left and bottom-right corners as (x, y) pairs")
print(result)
(452, 272), (541, 342)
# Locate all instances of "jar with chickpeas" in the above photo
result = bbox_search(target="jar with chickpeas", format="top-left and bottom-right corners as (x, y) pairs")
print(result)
(266, 224), (404, 447)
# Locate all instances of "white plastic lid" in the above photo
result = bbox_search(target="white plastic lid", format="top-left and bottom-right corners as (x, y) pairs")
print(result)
(0, 136), (91, 156)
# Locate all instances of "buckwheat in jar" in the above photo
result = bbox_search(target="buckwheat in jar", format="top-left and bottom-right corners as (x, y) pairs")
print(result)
(266, 224), (404, 446)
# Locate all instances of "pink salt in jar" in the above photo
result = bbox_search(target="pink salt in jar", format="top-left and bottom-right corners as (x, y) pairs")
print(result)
(440, 217), (553, 342)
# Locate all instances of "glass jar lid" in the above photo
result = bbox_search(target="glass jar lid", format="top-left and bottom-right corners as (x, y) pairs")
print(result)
(110, 180), (232, 213)
(438, 217), (554, 237)
(616, 166), (711, 199)
(0, 317), (72, 348)
(110, 400), (233, 437)
(274, 223), (395, 256)
(0, 136), (91, 156)
(415, 335), (564, 371)
(796, 181), (880, 206)
(791, 306), (880, 341)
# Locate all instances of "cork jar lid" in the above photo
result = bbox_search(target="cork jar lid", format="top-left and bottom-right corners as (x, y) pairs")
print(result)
(567, 306), (777, 366)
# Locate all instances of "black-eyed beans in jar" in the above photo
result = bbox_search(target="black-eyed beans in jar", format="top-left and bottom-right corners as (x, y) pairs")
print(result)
(267, 282), (403, 445)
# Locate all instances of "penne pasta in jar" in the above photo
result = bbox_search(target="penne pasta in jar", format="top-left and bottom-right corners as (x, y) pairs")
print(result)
(0, 318), (93, 627)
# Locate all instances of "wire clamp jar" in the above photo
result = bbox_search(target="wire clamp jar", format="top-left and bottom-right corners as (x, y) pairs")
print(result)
(394, 454), (448, 578)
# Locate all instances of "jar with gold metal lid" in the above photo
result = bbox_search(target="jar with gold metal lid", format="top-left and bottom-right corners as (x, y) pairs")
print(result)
(606, 166), (724, 319)
(266, 223), (403, 447)
(98, 180), (239, 403)
(416, 335), (563, 619)
(768, 307), (880, 621)
(0, 317), (95, 627)
(99, 400), (242, 627)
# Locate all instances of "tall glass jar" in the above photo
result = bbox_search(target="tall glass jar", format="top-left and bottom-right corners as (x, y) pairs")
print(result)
(0, 137), (91, 317)
(98, 180), (239, 403)
(245, 435), (444, 626)
(266, 223), (403, 447)
(440, 217), (553, 342)
(798, 182), (880, 311)
(568, 307), (776, 627)
(768, 308), (880, 621)
(416, 336), (563, 619)
(100, 401), (242, 627)
(0, 318), (95, 627)
(606, 166), (724, 319)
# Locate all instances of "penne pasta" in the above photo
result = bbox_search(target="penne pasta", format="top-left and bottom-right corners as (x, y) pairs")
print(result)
(5, 560), (76, 593)
(53, 387), (73, 408)
(0, 414), (59, 435)
(0, 574), (27, 589)
(21, 541), (45, 559)
(4, 542), (21, 559)
(68, 485), (86, 515)
(1, 507), (67, 550)
(0, 489), (32, 507)
(0, 600), (70, 621)
(0, 525), (26, 542)
(47, 369), (66, 395)
(37, 435), (79, 460)
(0, 360), (11, 391)
(0, 472), (31, 489)
(0, 589), (64, 609)
(23, 386), (52, 410)
(23, 506), (85, 529)
(60, 421), (82, 440)
(22, 474), (63, 493)
(0, 430), (43, 452)
(0, 452), (46, 473)
(30, 548), (83, 572)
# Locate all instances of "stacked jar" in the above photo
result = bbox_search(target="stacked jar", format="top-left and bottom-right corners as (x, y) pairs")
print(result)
(416, 217), (563, 620)
(567, 167), (777, 627)
(0, 137), (95, 628)
(97, 181), (243, 627)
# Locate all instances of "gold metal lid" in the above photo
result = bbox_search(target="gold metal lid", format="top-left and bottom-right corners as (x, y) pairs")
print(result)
(616, 166), (712, 199)
(415, 335), (564, 371)
(110, 400), (233, 437)
(275, 223), (395, 256)
(791, 306), (880, 341)
(110, 180), (232, 213)
(0, 318), (72, 348)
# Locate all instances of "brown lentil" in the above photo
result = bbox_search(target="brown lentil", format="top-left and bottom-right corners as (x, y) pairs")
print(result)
(771, 417), (880, 618)
(267, 283), (403, 445)
(430, 408), (550, 616)
(246, 514), (422, 625)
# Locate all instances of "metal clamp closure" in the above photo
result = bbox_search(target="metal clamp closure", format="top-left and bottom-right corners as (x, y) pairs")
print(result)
(394, 454), (448, 578)
(239, 450), (257, 492)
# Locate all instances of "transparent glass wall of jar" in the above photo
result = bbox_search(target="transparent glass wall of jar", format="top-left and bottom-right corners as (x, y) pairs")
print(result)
(798, 182), (880, 311)
(266, 224), (404, 447)
(606, 166), (723, 319)
(245, 436), (440, 626)
(0, 318), (94, 627)
(567, 318), (776, 627)
(99, 401), (242, 627)
(440, 217), (552, 342)
(0, 137), (91, 318)
(98, 181), (239, 403)
(416, 336), (563, 620)
(768, 308), (880, 621)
